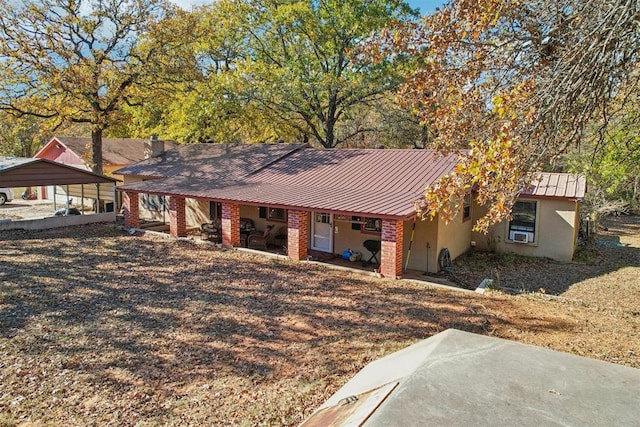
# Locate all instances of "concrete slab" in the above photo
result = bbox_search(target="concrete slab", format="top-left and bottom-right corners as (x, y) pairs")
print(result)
(308, 329), (640, 426)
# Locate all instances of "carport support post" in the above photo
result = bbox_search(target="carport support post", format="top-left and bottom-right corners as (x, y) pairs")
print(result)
(287, 210), (309, 261)
(221, 202), (240, 248)
(381, 219), (404, 279)
(123, 191), (140, 228)
(169, 196), (187, 237)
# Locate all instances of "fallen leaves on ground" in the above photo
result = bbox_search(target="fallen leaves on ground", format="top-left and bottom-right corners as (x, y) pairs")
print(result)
(0, 217), (638, 425)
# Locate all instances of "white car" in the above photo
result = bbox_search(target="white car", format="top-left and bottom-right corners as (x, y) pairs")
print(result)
(0, 188), (14, 205)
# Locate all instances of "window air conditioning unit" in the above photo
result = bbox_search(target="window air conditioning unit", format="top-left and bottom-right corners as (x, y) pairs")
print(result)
(512, 231), (529, 243)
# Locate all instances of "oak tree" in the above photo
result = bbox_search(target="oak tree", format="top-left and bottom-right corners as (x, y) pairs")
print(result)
(0, 0), (172, 173)
(389, 0), (640, 230)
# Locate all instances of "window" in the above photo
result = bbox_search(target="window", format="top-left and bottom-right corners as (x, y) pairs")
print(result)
(209, 201), (222, 220)
(509, 200), (537, 243)
(268, 207), (286, 221)
(363, 217), (382, 233)
(315, 212), (330, 224)
(141, 194), (166, 212)
(351, 216), (362, 231)
(463, 193), (471, 221)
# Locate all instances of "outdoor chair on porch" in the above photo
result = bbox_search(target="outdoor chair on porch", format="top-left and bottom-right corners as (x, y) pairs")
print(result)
(273, 226), (287, 249)
(247, 225), (274, 250)
(200, 218), (221, 242)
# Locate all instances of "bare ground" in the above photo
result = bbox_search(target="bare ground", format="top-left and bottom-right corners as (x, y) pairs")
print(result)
(0, 216), (638, 426)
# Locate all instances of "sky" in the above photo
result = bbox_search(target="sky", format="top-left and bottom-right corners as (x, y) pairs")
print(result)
(170, 0), (446, 15)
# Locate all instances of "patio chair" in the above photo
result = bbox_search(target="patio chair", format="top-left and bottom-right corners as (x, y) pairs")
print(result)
(247, 225), (274, 250)
(274, 226), (288, 249)
(201, 222), (221, 242)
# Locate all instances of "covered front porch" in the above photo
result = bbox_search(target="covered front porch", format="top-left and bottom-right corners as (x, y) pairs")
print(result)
(121, 191), (407, 278)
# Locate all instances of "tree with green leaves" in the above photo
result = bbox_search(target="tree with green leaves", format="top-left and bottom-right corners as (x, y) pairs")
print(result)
(0, 113), (47, 158)
(236, 0), (417, 148)
(0, 0), (174, 174)
(121, 0), (419, 147)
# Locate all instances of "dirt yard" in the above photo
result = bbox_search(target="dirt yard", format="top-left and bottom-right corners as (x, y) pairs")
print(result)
(0, 216), (638, 426)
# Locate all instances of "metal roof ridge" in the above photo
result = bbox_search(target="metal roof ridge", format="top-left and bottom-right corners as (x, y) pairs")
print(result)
(245, 143), (310, 177)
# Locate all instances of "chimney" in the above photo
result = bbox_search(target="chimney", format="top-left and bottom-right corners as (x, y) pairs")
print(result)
(144, 135), (165, 158)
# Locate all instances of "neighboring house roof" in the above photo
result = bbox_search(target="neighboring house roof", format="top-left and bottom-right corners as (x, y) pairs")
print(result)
(522, 172), (586, 200)
(119, 144), (460, 218)
(35, 137), (179, 166)
(0, 157), (117, 187)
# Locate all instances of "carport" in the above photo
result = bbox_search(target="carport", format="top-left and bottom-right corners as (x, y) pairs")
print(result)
(0, 157), (118, 230)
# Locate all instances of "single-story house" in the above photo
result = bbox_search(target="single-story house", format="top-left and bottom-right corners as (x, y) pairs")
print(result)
(115, 143), (586, 278)
(33, 136), (177, 210)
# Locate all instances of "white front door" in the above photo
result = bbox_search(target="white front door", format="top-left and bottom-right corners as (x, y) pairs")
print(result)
(311, 212), (333, 252)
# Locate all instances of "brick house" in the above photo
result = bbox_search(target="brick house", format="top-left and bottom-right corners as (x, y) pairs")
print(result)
(115, 143), (586, 278)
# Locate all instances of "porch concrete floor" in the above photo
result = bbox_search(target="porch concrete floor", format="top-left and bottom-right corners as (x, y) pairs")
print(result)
(138, 226), (461, 289)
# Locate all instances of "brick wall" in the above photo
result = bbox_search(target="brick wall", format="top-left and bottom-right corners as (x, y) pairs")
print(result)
(381, 219), (404, 278)
(123, 191), (139, 228)
(169, 196), (187, 237)
(287, 210), (309, 260)
(221, 202), (240, 247)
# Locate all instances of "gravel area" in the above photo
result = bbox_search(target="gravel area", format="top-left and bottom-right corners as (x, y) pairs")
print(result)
(0, 199), (66, 220)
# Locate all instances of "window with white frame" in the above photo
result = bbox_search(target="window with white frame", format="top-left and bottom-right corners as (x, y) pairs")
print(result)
(508, 200), (537, 243)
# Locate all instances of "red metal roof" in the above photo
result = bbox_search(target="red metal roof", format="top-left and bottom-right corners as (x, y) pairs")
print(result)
(118, 145), (586, 218)
(120, 148), (460, 218)
(0, 157), (117, 187)
(521, 172), (586, 200)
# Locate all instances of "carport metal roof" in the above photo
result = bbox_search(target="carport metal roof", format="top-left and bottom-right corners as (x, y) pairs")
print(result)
(0, 157), (118, 187)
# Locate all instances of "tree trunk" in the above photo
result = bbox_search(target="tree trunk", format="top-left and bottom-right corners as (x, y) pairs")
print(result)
(91, 128), (103, 175)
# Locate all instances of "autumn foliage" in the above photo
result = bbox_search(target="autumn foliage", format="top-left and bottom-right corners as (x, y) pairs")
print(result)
(387, 0), (640, 231)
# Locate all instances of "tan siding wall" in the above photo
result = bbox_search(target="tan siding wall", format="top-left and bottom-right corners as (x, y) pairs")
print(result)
(186, 199), (210, 230)
(240, 205), (267, 230)
(471, 202), (493, 251)
(66, 183), (115, 201)
(334, 217), (381, 258)
(475, 199), (578, 262)
(403, 217), (439, 273)
(437, 212), (473, 268)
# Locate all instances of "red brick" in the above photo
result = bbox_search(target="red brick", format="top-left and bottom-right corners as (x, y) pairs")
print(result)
(287, 210), (309, 260)
(221, 203), (240, 247)
(169, 196), (187, 237)
(123, 192), (139, 228)
(380, 219), (404, 278)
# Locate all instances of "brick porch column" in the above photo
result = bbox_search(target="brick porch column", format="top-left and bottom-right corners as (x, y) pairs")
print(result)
(380, 219), (404, 279)
(221, 202), (240, 248)
(123, 191), (139, 228)
(287, 210), (309, 260)
(169, 196), (187, 237)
